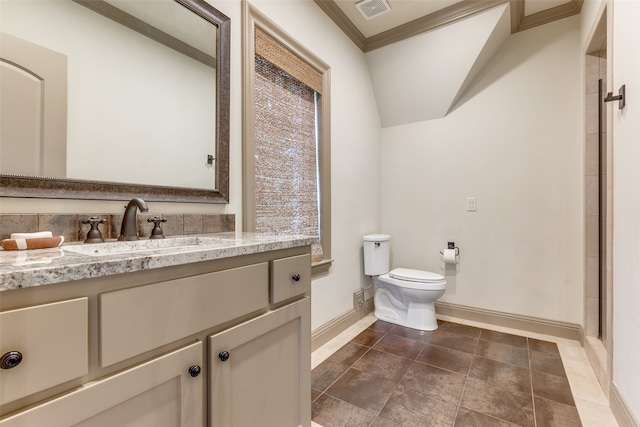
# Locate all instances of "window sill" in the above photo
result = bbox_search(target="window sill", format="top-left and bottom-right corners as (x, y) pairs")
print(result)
(312, 259), (333, 277)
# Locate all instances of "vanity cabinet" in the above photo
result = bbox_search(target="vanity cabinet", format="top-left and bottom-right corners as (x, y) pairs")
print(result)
(0, 245), (312, 427)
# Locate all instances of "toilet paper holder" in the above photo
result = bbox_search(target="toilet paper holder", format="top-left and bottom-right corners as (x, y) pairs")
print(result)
(440, 241), (459, 256)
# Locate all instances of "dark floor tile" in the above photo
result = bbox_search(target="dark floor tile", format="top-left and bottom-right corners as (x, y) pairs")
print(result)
(352, 328), (387, 347)
(454, 407), (522, 427)
(311, 393), (375, 427)
(353, 349), (413, 381)
(329, 342), (369, 366)
(476, 339), (530, 368)
(311, 359), (349, 392)
(425, 329), (479, 354)
(373, 333), (425, 360)
(325, 368), (398, 413)
(401, 362), (467, 404)
(388, 324), (436, 342)
(438, 321), (483, 338)
(416, 343), (473, 375)
(368, 320), (396, 333)
(378, 384), (458, 426)
(528, 338), (561, 356)
(530, 349), (566, 377)
(534, 396), (582, 427)
(532, 370), (575, 407)
(480, 329), (528, 348)
(461, 377), (535, 426)
(314, 322), (582, 427)
(369, 417), (402, 427)
(469, 357), (532, 394)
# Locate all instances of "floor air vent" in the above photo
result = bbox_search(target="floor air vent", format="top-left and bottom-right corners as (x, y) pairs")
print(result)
(355, 0), (392, 20)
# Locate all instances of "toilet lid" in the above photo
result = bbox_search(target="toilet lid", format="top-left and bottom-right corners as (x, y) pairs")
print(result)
(389, 268), (444, 283)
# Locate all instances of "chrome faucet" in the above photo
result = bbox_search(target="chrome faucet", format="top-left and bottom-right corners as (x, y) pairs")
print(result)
(118, 198), (149, 241)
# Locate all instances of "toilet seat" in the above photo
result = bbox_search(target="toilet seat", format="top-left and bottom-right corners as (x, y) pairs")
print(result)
(390, 268), (444, 283)
(378, 268), (446, 291)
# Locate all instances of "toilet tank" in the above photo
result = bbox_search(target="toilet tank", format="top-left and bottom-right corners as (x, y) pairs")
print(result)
(363, 234), (390, 276)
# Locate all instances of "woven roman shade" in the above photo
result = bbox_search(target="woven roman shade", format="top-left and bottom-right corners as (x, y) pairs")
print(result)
(254, 33), (324, 262)
(255, 27), (322, 94)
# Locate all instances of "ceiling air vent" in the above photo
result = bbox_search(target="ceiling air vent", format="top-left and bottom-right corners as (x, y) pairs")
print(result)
(355, 0), (392, 20)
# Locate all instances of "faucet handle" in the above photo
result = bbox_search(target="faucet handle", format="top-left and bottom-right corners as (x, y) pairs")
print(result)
(147, 217), (167, 239)
(82, 216), (106, 243)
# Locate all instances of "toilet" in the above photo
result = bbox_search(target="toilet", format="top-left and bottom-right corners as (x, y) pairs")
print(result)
(363, 234), (446, 331)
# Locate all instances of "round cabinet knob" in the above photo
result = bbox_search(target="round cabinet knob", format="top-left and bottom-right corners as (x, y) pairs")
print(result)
(292, 274), (301, 282)
(218, 351), (230, 362)
(0, 351), (23, 370)
(188, 365), (201, 377)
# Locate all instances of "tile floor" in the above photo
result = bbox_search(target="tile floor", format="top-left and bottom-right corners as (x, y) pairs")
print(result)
(311, 314), (619, 427)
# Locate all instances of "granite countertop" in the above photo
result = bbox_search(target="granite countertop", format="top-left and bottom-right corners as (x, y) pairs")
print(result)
(0, 232), (317, 291)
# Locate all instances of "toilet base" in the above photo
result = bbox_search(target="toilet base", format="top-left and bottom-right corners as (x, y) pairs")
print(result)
(374, 299), (439, 331)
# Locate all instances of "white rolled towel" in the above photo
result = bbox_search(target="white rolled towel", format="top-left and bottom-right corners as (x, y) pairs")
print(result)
(10, 231), (53, 239)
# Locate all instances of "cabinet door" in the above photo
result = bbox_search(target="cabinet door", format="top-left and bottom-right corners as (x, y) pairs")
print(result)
(209, 297), (311, 427)
(1, 342), (203, 427)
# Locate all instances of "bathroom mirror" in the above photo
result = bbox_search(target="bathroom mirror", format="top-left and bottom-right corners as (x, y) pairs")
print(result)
(0, 0), (230, 203)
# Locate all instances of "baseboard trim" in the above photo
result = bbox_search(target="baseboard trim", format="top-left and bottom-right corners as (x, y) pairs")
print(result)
(311, 303), (373, 352)
(435, 301), (583, 342)
(610, 382), (640, 427)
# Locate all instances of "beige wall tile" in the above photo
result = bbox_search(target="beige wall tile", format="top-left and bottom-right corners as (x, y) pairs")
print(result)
(585, 215), (599, 257)
(184, 214), (204, 235)
(585, 55), (600, 94)
(0, 214), (38, 239)
(39, 214), (79, 242)
(585, 297), (599, 337)
(586, 175), (600, 216)
(585, 256), (599, 299)
(160, 214), (184, 237)
(585, 92), (600, 136)
(585, 134), (599, 176)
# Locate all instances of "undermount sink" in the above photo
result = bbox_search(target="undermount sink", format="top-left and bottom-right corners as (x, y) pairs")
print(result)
(63, 236), (229, 256)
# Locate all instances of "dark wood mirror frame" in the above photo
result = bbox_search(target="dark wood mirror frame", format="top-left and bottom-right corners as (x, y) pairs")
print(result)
(0, 0), (230, 204)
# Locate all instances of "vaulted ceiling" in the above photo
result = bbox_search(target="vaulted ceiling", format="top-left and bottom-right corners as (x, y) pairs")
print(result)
(315, 0), (584, 127)
(314, 0), (584, 52)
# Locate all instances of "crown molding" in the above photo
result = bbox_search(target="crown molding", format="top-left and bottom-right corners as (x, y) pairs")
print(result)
(314, 0), (584, 53)
(313, 0), (367, 50)
(516, 0), (584, 32)
(365, 0), (506, 52)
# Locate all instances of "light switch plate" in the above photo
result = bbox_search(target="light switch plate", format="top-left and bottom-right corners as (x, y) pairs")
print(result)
(467, 197), (477, 212)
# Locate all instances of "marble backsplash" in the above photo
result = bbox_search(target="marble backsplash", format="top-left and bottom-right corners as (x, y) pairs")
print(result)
(0, 213), (235, 242)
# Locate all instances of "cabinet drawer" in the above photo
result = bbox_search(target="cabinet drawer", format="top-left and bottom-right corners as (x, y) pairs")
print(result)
(270, 254), (311, 304)
(100, 262), (269, 367)
(0, 298), (89, 405)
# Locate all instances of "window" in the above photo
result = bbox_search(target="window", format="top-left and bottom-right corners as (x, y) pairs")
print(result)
(243, 5), (331, 273)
